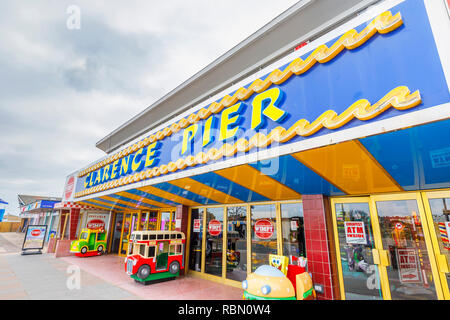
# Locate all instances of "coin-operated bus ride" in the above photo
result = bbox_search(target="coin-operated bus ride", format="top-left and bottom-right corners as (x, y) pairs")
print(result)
(124, 230), (185, 284)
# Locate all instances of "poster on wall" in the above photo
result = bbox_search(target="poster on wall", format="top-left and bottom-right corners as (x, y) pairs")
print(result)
(86, 213), (109, 231)
(396, 248), (422, 284)
(344, 221), (367, 245)
(21, 225), (47, 255)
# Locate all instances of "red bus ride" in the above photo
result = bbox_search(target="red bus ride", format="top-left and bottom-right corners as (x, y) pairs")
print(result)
(124, 230), (185, 284)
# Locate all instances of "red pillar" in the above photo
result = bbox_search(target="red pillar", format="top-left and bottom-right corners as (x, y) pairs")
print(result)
(175, 205), (189, 275)
(302, 194), (340, 300)
(69, 208), (81, 240)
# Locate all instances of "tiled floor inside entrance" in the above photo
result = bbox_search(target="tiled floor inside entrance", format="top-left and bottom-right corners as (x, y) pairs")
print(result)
(62, 254), (243, 300)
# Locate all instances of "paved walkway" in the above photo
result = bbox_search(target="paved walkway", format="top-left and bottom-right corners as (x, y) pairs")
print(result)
(0, 232), (243, 300)
(0, 233), (139, 300)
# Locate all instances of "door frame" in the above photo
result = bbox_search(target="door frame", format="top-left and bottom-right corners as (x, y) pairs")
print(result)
(422, 190), (450, 300)
(370, 192), (443, 300)
(330, 196), (383, 300)
(331, 192), (446, 300)
(118, 212), (132, 257)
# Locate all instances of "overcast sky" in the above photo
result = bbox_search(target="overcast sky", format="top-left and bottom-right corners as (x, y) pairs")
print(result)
(0, 0), (300, 214)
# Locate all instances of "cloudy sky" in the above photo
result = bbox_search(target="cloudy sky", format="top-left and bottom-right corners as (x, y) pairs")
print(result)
(0, 1), (299, 214)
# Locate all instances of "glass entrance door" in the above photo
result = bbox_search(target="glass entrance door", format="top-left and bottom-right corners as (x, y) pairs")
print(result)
(332, 193), (445, 300)
(371, 193), (440, 300)
(422, 191), (450, 300)
(119, 213), (133, 257)
(331, 197), (383, 300)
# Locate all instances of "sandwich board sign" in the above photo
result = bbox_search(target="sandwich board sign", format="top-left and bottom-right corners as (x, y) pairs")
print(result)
(21, 225), (47, 255)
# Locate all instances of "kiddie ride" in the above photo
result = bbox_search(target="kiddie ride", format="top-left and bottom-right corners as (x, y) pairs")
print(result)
(70, 227), (107, 257)
(242, 254), (316, 300)
(124, 230), (186, 285)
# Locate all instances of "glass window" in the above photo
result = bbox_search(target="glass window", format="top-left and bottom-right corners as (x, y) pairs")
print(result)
(189, 209), (203, 271)
(157, 234), (164, 240)
(170, 211), (176, 231)
(139, 212), (148, 230)
(149, 234), (156, 240)
(147, 211), (158, 230)
(251, 204), (277, 272)
(160, 211), (171, 231)
(376, 200), (437, 300)
(171, 234), (177, 239)
(205, 207), (224, 277)
(226, 206), (247, 282)
(139, 244), (145, 256)
(147, 246), (155, 258)
(281, 203), (306, 258)
(335, 202), (381, 300)
(164, 234), (170, 239)
(143, 234), (148, 241)
(428, 198), (450, 293)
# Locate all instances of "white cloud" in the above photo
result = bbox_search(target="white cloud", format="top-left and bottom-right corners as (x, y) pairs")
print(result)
(0, 0), (299, 214)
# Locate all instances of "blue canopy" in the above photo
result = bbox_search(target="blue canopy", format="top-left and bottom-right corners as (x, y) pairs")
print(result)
(0, 198), (8, 205)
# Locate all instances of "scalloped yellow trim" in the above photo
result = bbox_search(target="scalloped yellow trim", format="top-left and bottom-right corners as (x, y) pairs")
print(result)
(75, 85), (421, 198)
(77, 11), (403, 179)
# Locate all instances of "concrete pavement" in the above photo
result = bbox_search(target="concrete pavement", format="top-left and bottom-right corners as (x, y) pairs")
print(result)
(0, 232), (140, 300)
(0, 232), (243, 300)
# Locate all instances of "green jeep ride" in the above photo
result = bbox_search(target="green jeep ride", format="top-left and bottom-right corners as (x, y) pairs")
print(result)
(70, 228), (107, 257)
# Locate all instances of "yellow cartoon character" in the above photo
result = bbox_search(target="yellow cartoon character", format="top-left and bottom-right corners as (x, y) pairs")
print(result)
(269, 254), (289, 275)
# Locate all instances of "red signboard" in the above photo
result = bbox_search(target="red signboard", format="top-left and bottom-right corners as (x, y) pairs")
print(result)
(254, 219), (274, 239)
(31, 229), (41, 237)
(208, 220), (222, 236)
(87, 219), (105, 230)
(64, 176), (75, 200)
(193, 219), (201, 232)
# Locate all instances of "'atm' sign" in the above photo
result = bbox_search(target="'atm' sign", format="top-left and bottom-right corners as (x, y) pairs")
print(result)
(344, 221), (367, 245)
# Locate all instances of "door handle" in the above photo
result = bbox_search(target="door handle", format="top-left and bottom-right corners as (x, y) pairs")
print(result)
(372, 249), (380, 265)
(380, 250), (390, 267)
(438, 254), (450, 273)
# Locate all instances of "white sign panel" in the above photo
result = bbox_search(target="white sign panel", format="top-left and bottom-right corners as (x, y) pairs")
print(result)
(344, 221), (367, 245)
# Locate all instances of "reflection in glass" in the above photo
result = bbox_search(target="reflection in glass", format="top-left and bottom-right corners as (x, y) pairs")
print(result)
(376, 200), (437, 300)
(111, 212), (123, 253)
(139, 212), (148, 230)
(335, 203), (382, 300)
(189, 209), (203, 271)
(120, 215), (131, 255)
(170, 211), (176, 231)
(251, 204), (277, 272)
(226, 206), (247, 282)
(205, 207), (224, 277)
(160, 211), (171, 230)
(281, 203), (306, 258)
(428, 198), (450, 293)
(147, 211), (158, 230)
